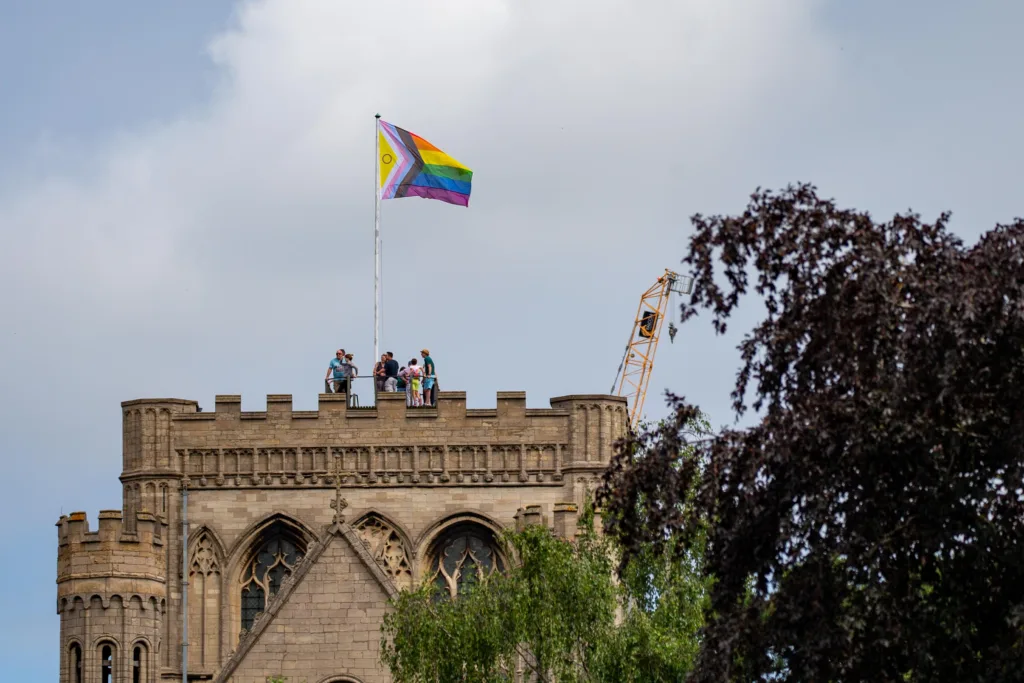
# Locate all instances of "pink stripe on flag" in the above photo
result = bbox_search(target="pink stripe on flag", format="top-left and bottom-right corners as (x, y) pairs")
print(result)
(404, 185), (470, 207)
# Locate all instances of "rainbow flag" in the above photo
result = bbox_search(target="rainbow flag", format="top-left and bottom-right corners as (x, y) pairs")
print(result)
(378, 121), (472, 207)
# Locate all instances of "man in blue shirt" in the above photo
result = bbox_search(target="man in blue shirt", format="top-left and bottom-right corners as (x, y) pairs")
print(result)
(325, 349), (348, 393)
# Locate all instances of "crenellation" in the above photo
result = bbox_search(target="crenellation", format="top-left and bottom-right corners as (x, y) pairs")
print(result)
(97, 510), (122, 541)
(215, 394), (241, 415)
(496, 391), (527, 423)
(553, 502), (579, 539)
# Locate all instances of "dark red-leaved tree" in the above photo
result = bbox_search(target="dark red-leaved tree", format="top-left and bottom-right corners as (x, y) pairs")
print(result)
(600, 184), (1024, 682)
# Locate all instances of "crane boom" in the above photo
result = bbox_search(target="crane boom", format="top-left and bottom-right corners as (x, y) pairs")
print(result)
(611, 269), (691, 428)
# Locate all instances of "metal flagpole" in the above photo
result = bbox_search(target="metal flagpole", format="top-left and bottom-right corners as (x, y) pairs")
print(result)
(374, 113), (381, 362)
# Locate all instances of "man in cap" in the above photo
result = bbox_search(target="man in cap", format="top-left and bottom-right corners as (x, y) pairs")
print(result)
(420, 348), (436, 406)
(325, 349), (348, 393)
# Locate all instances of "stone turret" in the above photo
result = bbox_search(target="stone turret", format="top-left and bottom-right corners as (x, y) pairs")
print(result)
(120, 398), (198, 526)
(56, 510), (167, 682)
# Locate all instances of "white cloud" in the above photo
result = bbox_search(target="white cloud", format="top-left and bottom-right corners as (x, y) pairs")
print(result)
(0, 0), (834, 313)
(0, 0), (838, 430)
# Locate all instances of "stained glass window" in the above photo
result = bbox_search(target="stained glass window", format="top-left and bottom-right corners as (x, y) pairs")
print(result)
(239, 524), (305, 632)
(428, 522), (504, 599)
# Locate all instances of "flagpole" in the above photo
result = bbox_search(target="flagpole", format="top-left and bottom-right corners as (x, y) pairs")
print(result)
(374, 113), (381, 363)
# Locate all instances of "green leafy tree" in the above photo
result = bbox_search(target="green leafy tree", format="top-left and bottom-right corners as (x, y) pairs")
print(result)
(380, 492), (708, 682)
(601, 184), (1024, 681)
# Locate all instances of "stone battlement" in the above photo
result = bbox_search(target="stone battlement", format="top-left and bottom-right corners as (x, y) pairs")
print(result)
(56, 510), (167, 601)
(121, 392), (628, 489)
(154, 391), (616, 422)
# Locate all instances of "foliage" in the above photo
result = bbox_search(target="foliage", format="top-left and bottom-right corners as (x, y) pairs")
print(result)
(600, 184), (1024, 681)
(380, 502), (708, 683)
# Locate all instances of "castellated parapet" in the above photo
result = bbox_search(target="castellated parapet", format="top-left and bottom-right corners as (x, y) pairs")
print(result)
(57, 391), (627, 683)
(56, 510), (167, 683)
(57, 509), (167, 598)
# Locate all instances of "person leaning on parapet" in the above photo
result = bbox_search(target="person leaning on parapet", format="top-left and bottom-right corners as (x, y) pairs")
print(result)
(383, 352), (400, 392)
(373, 354), (387, 393)
(345, 353), (358, 392)
(325, 349), (348, 393)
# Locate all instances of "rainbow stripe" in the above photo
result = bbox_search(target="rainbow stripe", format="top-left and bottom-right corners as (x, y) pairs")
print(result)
(378, 121), (472, 207)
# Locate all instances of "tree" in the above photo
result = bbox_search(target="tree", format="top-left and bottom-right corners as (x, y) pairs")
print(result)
(600, 184), (1024, 681)
(380, 503), (708, 683)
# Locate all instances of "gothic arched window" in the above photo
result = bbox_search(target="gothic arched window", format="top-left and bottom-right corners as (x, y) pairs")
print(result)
(68, 642), (82, 683)
(239, 522), (306, 632)
(427, 522), (505, 599)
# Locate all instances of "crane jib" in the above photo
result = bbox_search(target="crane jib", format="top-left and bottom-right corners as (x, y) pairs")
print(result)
(611, 269), (692, 429)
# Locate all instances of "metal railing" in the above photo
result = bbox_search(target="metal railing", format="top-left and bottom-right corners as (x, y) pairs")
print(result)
(324, 374), (440, 408)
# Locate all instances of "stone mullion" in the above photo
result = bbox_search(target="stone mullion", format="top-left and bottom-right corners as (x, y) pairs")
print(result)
(82, 602), (92, 677)
(374, 446), (385, 482)
(588, 404), (600, 462)
(219, 570), (231, 672)
(198, 570), (207, 667)
(485, 445), (493, 482)
(159, 408), (171, 469)
(412, 445), (420, 483)
(120, 598), (127, 682)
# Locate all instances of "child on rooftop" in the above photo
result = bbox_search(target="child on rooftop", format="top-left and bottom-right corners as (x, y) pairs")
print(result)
(408, 359), (423, 407)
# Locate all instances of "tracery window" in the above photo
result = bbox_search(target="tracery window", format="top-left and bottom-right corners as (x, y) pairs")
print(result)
(427, 522), (504, 599)
(69, 642), (82, 683)
(355, 516), (413, 590)
(239, 523), (305, 632)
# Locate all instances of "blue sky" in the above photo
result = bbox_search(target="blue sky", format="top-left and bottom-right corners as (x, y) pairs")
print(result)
(2, 1), (1023, 679)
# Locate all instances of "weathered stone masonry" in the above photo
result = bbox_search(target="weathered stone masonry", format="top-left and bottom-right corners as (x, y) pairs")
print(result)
(56, 390), (627, 682)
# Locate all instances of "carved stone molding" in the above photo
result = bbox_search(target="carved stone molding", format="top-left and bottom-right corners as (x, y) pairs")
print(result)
(353, 517), (412, 590)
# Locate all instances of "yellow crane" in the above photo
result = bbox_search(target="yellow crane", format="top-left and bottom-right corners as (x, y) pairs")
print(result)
(611, 269), (692, 429)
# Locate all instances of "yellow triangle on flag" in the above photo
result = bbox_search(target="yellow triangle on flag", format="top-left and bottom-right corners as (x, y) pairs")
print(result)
(379, 131), (397, 189)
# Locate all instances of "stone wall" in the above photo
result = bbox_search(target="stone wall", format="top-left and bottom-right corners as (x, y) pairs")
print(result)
(56, 390), (627, 682)
(222, 523), (393, 683)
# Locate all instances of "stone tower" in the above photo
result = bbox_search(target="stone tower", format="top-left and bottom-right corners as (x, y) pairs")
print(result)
(56, 390), (627, 682)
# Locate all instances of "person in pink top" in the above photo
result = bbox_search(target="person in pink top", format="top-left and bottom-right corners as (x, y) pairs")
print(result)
(407, 359), (423, 407)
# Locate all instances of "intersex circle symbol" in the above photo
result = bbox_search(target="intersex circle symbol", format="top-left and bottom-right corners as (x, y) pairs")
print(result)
(381, 153), (393, 164)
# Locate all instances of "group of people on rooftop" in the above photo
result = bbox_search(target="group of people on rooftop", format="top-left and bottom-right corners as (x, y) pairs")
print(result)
(325, 348), (437, 407)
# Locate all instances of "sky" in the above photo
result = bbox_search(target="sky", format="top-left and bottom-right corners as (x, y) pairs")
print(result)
(1, 1), (1022, 678)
